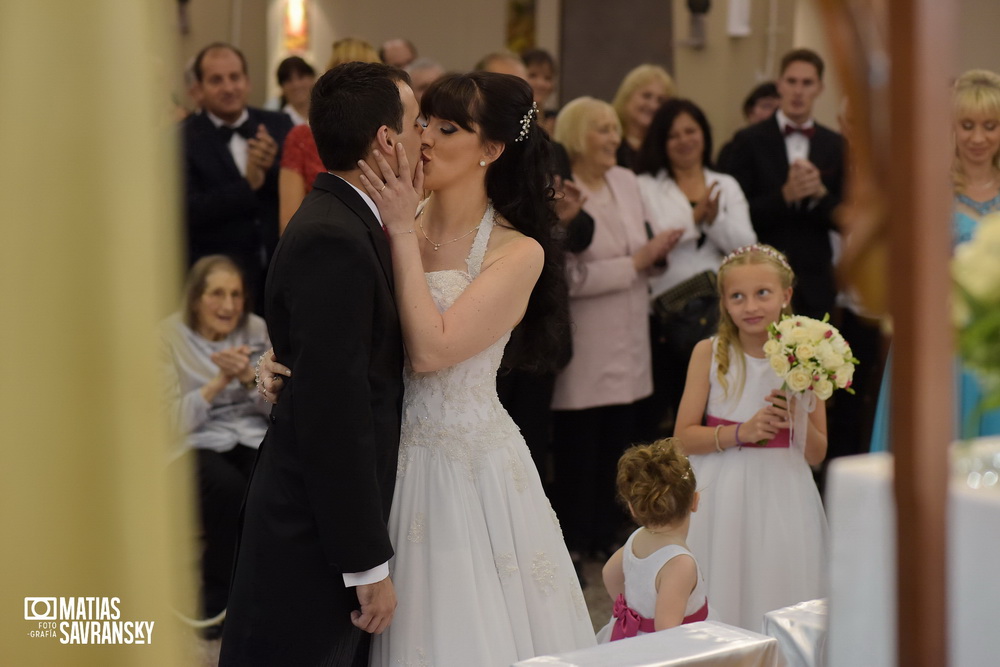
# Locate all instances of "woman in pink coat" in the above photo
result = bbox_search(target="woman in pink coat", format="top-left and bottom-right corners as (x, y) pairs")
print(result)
(551, 97), (682, 579)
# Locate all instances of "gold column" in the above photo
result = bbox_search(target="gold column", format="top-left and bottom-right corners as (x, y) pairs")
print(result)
(0, 1), (195, 665)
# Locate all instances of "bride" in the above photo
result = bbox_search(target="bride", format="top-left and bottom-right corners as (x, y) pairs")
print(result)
(266, 71), (596, 665)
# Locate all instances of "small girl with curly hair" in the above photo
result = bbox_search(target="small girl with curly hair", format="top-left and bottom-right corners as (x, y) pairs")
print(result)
(597, 438), (711, 642)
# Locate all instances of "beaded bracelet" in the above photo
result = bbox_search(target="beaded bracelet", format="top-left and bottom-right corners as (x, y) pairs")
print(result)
(713, 424), (724, 453)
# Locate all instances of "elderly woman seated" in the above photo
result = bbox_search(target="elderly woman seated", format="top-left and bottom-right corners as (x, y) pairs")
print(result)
(162, 255), (270, 633)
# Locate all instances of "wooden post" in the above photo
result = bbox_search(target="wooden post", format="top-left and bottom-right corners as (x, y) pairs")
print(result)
(887, 1), (955, 665)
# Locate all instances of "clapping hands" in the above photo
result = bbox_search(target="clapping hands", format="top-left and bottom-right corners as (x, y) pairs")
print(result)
(553, 176), (587, 226)
(200, 344), (256, 402)
(692, 182), (721, 226)
(245, 124), (279, 191)
(633, 228), (684, 272)
(782, 159), (828, 203)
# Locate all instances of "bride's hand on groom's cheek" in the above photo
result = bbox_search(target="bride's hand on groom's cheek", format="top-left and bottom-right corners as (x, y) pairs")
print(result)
(351, 576), (397, 634)
(358, 144), (424, 235)
(256, 347), (290, 403)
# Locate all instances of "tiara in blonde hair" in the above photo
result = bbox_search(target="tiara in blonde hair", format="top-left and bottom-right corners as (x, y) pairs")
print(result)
(721, 244), (792, 272)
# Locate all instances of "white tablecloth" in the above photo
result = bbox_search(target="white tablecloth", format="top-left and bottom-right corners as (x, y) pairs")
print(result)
(762, 599), (827, 667)
(825, 446), (1000, 667)
(513, 620), (784, 666)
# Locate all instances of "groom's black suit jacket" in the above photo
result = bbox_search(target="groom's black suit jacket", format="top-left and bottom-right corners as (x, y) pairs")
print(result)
(718, 115), (845, 320)
(220, 173), (404, 666)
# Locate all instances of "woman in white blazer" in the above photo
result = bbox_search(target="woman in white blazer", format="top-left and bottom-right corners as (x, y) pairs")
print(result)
(634, 98), (757, 440)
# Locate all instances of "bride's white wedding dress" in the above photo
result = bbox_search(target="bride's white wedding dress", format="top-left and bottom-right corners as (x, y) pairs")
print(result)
(370, 207), (596, 666)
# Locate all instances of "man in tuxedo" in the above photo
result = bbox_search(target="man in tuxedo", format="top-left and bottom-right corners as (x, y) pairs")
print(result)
(219, 62), (423, 666)
(182, 42), (293, 311)
(719, 49), (845, 319)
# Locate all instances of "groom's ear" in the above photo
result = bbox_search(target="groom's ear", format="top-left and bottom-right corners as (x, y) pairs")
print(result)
(374, 125), (394, 154)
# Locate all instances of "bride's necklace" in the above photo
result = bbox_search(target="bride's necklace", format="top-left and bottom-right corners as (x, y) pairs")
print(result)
(644, 526), (673, 536)
(418, 207), (483, 251)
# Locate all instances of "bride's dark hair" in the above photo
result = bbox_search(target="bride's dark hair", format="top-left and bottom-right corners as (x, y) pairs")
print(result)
(420, 72), (568, 373)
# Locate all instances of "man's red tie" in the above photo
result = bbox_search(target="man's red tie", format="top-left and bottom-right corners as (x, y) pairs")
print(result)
(783, 124), (816, 139)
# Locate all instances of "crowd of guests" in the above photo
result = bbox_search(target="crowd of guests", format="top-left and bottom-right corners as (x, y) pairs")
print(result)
(167, 30), (1000, 652)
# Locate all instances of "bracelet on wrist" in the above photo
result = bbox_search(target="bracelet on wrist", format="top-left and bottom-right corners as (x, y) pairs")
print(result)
(713, 424), (724, 453)
(735, 421), (745, 449)
(390, 228), (414, 237)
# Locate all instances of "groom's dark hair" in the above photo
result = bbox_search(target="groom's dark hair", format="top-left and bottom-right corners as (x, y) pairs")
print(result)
(311, 62), (411, 171)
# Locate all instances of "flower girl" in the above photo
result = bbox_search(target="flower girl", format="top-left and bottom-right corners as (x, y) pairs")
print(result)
(674, 244), (828, 630)
(597, 438), (712, 641)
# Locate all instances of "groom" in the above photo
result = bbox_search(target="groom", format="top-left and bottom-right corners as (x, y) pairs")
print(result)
(219, 62), (423, 666)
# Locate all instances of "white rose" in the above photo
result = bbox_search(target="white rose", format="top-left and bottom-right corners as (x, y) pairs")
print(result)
(795, 343), (817, 362)
(814, 378), (834, 401)
(806, 319), (828, 340)
(819, 348), (844, 370)
(770, 354), (791, 377)
(830, 333), (850, 356)
(776, 318), (796, 337)
(786, 325), (813, 345)
(833, 363), (855, 388)
(786, 367), (813, 392)
(763, 339), (782, 356)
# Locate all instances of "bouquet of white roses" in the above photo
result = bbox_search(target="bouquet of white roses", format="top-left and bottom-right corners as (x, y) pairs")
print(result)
(952, 212), (1000, 421)
(763, 314), (859, 402)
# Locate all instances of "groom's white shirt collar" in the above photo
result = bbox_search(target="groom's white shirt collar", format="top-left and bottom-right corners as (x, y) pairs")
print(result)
(332, 173), (385, 229)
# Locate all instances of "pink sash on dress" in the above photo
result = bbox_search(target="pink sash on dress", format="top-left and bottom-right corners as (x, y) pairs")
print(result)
(706, 415), (790, 448)
(609, 594), (711, 640)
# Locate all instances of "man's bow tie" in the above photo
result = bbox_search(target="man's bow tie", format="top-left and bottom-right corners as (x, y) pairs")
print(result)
(217, 120), (255, 143)
(783, 124), (815, 139)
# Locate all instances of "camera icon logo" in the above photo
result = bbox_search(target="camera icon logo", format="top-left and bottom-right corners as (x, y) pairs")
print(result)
(24, 597), (57, 621)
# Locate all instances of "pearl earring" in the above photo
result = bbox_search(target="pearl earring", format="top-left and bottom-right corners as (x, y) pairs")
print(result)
(479, 159), (487, 167)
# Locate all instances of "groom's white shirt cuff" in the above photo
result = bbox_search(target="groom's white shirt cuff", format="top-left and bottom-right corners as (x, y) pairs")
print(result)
(343, 562), (389, 587)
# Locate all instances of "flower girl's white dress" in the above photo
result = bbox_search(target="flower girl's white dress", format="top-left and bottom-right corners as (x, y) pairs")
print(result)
(685, 338), (828, 631)
(369, 207), (596, 667)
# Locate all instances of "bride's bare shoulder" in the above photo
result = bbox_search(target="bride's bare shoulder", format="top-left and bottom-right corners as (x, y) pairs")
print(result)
(483, 217), (543, 271)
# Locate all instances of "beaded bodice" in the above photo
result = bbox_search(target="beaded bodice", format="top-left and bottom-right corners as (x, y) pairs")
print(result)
(397, 205), (520, 475)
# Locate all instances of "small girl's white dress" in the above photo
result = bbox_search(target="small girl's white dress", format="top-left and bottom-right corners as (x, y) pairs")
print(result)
(686, 338), (828, 631)
(596, 528), (712, 642)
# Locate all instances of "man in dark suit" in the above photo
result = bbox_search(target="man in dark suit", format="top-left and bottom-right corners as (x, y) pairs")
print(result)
(182, 42), (293, 310)
(219, 62), (424, 666)
(718, 49), (845, 320)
